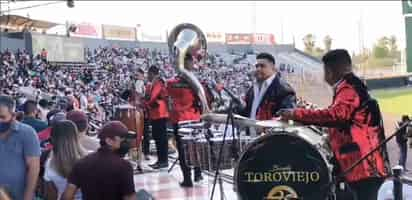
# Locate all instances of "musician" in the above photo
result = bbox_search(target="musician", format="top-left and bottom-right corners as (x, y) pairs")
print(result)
(240, 52), (296, 135)
(278, 49), (389, 200)
(167, 53), (207, 187)
(145, 65), (169, 169)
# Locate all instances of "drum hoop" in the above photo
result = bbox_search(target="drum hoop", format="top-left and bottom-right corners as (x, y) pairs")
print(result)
(233, 127), (332, 194)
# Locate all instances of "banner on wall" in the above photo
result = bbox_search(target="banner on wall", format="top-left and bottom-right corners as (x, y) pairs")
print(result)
(252, 33), (276, 45)
(102, 24), (137, 41)
(68, 21), (101, 38)
(225, 33), (252, 45)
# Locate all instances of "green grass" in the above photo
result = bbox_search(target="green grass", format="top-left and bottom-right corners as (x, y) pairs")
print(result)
(371, 87), (412, 115)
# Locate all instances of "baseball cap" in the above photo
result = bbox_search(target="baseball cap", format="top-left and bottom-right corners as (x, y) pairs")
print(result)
(66, 110), (88, 124)
(98, 121), (129, 140)
(66, 110), (89, 132)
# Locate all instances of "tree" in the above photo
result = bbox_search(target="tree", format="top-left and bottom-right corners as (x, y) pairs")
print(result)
(373, 36), (390, 58)
(303, 34), (316, 54)
(323, 35), (332, 52)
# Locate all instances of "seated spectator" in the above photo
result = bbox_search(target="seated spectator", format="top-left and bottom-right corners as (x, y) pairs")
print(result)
(43, 120), (86, 199)
(21, 100), (48, 132)
(61, 121), (136, 200)
(66, 110), (100, 152)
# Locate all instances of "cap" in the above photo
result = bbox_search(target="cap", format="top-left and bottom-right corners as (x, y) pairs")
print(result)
(66, 110), (88, 124)
(98, 121), (129, 139)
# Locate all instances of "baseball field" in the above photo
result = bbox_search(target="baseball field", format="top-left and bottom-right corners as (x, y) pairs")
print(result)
(372, 87), (412, 116)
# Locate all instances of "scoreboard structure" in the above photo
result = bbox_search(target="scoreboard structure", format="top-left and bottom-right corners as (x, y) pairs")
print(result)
(403, 0), (412, 72)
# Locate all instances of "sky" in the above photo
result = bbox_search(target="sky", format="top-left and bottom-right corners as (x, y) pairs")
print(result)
(0, 1), (406, 53)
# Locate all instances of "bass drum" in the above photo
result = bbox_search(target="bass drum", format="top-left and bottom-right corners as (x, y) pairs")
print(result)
(234, 126), (333, 200)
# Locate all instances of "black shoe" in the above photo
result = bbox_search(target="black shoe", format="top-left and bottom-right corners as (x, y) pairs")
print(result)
(180, 181), (193, 187)
(194, 174), (203, 182)
(151, 162), (168, 169)
(149, 162), (159, 168)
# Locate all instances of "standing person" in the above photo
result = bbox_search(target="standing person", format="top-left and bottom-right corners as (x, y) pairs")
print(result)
(43, 120), (86, 199)
(21, 100), (48, 133)
(278, 49), (389, 200)
(135, 68), (146, 95)
(0, 95), (41, 200)
(240, 52), (296, 136)
(145, 65), (169, 169)
(61, 121), (136, 200)
(66, 110), (100, 152)
(396, 115), (411, 171)
(167, 54), (206, 187)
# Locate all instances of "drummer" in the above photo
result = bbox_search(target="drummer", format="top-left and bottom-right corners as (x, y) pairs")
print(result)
(239, 52), (297, 136)
(167, 53), (210, 187)
(278, 49), (389, 200)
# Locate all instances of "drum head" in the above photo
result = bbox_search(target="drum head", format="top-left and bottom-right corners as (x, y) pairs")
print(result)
(235, 132), (331, 200)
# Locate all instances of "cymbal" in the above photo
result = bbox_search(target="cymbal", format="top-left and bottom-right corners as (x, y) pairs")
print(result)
(201, 113), (287, 128)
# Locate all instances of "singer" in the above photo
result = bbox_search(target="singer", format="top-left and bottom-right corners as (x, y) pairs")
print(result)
(239, 52), (296, 136)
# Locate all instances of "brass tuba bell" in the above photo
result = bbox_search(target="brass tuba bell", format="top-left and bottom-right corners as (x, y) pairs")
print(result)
(168, 23), (210, 113)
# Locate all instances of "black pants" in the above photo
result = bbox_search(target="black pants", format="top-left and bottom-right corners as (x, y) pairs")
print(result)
(151, 118), (168, 164)
(142, 119), (150, 156)
(348, 177), (384, 200)
(173, 125), (201, 182)
(398, 141), (408, 169)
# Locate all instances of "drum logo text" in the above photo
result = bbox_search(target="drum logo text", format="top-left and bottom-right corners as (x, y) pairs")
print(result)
(243, 166), (320, 184)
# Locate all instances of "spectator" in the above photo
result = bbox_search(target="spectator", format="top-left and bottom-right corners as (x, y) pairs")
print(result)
(396, 115), (411, 171)
(0, 95), (41, 200)
(43, 120), (86, 199)
(21, 100), (48, 132)
(66, 110), (100, 152)
(61, 121), (136, 200)
(41, 48), (48, 63)
(38, 99), (50, 121)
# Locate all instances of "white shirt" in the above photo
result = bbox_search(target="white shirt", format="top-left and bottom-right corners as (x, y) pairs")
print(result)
(135, 80), (145, 95)
(80, 94), (88, 111)
(44, 159), (82, 200)
(250, 73), (277, 120)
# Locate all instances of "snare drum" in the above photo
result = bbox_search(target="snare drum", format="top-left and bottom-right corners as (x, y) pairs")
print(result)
(196, 136), (252, 171)
(113, 104), (144, 149)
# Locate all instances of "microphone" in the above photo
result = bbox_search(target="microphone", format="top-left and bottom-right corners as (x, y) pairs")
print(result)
(209, 80), (245, 109)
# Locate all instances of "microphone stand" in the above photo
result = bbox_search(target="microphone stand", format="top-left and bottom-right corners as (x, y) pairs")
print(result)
(210, 100), (236, 200)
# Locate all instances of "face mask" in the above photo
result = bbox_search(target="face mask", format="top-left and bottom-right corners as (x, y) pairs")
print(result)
(116, 139), (131, 158)
(0, 121), (12, 133)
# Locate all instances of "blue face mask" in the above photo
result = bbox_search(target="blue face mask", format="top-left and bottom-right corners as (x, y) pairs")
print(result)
(0, 121), (12, 133)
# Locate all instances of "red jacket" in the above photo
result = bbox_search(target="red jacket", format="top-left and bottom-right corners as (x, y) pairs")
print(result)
(292, 73), (388, 183)
(166, 77), (203, 124)
(145, 79), (169, 120)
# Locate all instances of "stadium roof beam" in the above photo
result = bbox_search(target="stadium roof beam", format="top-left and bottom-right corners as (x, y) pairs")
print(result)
(0, 14), (58, 31)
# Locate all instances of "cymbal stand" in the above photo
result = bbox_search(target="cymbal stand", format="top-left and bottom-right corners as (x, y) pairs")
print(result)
(210, 100), (235, 200)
